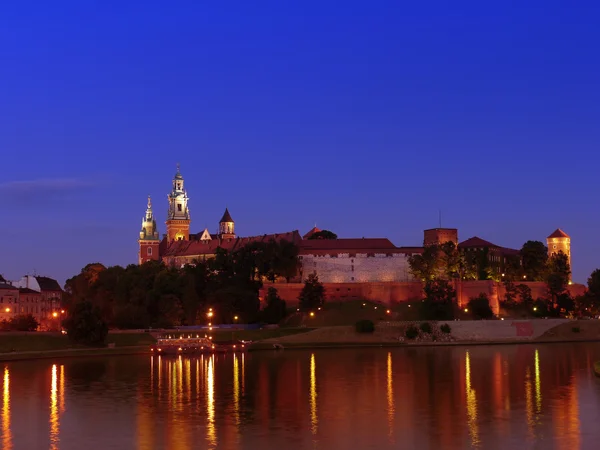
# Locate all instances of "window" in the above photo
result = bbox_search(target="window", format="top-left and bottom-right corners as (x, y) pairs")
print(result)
(147, 247), (152, 256)
(177, 204), (182, 212)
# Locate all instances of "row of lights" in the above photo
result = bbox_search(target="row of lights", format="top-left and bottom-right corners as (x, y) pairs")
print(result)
(3, 308), (65, 315)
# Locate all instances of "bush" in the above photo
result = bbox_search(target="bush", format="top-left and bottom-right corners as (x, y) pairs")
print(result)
(572, 326), (581, 333)
(440, 323), (451, 334)
(9, 314), (39, 331)
(355, 319), (375, 333)
(419, 322), (432, 334)
(467, 294), (495, 319)
(62, 301), (108, 347)
(405, 326), (419, 340)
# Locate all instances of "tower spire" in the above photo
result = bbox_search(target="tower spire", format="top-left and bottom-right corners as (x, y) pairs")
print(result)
(166, 165), (191, 242)
(138, 195), (160, 264)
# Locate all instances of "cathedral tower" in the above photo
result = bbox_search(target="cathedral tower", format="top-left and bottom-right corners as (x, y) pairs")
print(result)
(218, 208), (235, 240)
(547, 228), (571, 280)
(166, 165), (191, 242)
(138, 196), (160, 264)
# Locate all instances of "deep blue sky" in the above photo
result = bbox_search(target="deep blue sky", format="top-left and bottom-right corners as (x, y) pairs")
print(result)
(0, 1), (598, 285)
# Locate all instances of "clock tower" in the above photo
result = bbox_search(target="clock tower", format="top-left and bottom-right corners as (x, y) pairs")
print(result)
(166, 164), (191, 242)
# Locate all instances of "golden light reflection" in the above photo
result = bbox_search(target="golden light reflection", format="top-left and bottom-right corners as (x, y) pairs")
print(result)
(386, 352), (395, 439)
(310, 353), (318, 435)
(525, 367), (534, 439)
(534, 349), (542, 414)
(157, 356), (162, 400)
(2, 367), (11, 450)
(206, 355), (217, 448)
(465, 351), (479, 447)
(233, 354), (240, 426)
(241, 353), (245, 395)
(59, 365), (65, 414)
(185, 358), (191, 401)
(50, 364), (59, 450)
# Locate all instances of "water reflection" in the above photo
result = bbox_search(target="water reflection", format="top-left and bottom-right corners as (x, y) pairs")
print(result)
(2, 367), (11, 450)
(2, 344), (599, 449)
(465, 351), (479, 447)
(310, 353), (318, 435)
(206, 355), (216, 448)
(386, 352), (394, 439)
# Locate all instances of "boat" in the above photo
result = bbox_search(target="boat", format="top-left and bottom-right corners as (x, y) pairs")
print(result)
(151, 335), (247, 355)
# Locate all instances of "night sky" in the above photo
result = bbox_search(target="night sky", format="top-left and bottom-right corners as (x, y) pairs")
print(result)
(0, 1), (598, 285)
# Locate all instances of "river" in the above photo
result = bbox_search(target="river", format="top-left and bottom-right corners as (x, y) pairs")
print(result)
(1, 343), (600, 449)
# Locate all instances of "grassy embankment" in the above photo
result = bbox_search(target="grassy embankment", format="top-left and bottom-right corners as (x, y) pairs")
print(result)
(0, 332), (156, 354)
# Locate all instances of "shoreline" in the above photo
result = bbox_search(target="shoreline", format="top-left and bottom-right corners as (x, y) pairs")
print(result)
(247, 337), (600, 352)
(2, 338), (600, 361)
(0, 345), (150, 362)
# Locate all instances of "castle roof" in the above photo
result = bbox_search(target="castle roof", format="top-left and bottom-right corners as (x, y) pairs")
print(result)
(19, 287), (40, 294)
(162, 230), (302, 258)
(459, 237), (520, 256)
(219, 208), (234, 223)
(299, 237), (404, 256)
(303, 226), (321, 239)
(0, 282), (17, 291)
(548, 228), (569, 239)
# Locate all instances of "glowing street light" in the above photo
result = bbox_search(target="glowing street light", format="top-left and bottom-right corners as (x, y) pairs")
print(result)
(234, 316), (238, 321)
(310, 312), (315, 317)
(52, 312), (58, 318)
(464, 308), (469, 313)
(4, 308), (10, 313)
(60, 310), (65, 314)
(533, 307), (537, 311)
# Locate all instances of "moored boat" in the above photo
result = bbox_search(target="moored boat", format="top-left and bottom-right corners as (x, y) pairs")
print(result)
(151, 336), (247, 355)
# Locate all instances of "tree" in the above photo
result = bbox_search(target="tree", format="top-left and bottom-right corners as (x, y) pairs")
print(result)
(467, 293), (495, 319)
(501, 281), (519, 310)
(261, 287), (287, 324)
(298, 274), (325, 311)
(6, 314), (39, 331)
(421, 279), (456, 320)
(308, 230), (337, 240)
(588, 269), (600, 300)
(521, 241), (548, 281)
(62, 301), (108, 347)
(546, 251), (571, 306)
(408, 246), (442, 281)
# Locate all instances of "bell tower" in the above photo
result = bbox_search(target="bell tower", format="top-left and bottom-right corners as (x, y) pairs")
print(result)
(218, 208), (236, 240)
(166, 164), (191, 242)
(138, 196), (160, 264)
(547, 228), (571, 281)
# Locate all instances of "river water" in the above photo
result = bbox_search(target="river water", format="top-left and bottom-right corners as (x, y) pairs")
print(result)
(2, 343), (600, 450)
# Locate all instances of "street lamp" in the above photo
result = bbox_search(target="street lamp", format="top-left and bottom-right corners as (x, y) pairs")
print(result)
(52, 312), (58, 318)
(4, 308), (10, 313)
(234, 316), (238, 322)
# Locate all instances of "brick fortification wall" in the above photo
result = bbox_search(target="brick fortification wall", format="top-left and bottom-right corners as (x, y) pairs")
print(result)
(299, 253), (413, 283)
(263, 280), (587, 315)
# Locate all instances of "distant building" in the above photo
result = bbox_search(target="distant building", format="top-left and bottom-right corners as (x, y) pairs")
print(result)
(0, 282), (18, 321)
(547, 229), (571, 281)
(11, 275), (63, 329)
(138, 165), (570, 286)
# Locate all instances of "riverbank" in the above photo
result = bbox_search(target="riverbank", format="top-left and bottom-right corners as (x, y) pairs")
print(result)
(0, 332), (156, 361)
(247, 319), (600, 351)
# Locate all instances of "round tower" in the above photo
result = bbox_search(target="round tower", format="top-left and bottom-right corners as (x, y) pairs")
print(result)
(138, 196), (160, 264)
(547, 228), (571, 280)
(218, 208), (235, 240)
(166, 164), (191, 242)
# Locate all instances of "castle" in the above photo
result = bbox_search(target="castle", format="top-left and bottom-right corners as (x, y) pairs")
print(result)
(138, 166), (573, 292)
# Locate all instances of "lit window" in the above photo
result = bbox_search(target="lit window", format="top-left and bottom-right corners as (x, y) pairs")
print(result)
(147, 247), (152, 256)
(177, 204), (182, 212)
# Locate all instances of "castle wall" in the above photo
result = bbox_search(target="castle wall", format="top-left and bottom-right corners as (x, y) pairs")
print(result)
(299, 253), (413, 283)
(261, 280), (587, 316)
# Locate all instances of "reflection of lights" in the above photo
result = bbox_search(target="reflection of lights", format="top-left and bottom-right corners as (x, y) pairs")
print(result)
(206, 356), (217, 447)
(185, 359), (191, 402)
(50, 365), (59, 450)
(233, 354), (240, 426)
(59, 365), (65, 414)
(2, 367), (11, 450)
(310, 353), (318, 435)
(465, 351), (479, 446)
(525, 367), (534, 438)
(534, 349), (542, 414)
(386, 352), (394, 439)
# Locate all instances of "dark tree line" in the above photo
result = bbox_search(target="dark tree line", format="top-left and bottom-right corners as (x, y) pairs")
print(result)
(63, 239), (299, 329)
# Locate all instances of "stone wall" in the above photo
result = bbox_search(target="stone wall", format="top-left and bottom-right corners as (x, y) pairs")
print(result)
(299, 253), (413, 283)
(261, 280), (587, 312)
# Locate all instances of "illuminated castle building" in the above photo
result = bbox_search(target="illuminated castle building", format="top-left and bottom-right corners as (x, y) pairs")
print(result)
(138, 166), (573, 288)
